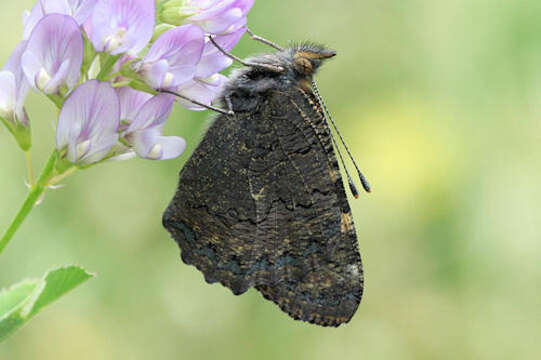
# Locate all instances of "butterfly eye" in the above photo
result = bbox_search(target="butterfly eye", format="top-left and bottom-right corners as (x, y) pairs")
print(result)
(294, 56), (314, 75)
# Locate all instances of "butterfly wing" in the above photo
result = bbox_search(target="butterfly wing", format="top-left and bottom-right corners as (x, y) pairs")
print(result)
(251, 87), (363, 326)
(163, 86), (363, 327)
(163, 110), (264, 294)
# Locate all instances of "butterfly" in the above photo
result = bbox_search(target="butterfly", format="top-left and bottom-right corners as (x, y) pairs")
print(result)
(163, 34), (370, 327)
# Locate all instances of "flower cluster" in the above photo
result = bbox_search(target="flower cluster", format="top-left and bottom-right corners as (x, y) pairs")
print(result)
(1, 0), (254, 164)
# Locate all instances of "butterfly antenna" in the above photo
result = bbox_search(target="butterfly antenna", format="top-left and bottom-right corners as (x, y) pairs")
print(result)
(312, 80), (371, 193)
(331, 133), (360, 198)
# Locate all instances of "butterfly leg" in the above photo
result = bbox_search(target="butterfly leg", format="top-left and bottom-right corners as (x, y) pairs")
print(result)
(208, 36), (285, 73)
(246, 28), (284, 51)
(225, 94), (234, 114)
(160, 89), (234, 116)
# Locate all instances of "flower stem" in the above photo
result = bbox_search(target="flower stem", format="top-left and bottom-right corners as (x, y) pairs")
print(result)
(97, 54), (121, 81)
(49, 166), (77, 186)
(112, 81), (131, 88)
(0, 151), (58, 255)
(25, 151), (35, 187)
(47, 94), (65, 109)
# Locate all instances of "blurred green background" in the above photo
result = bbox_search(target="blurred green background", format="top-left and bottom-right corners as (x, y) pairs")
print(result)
(1, 1), (541, 359)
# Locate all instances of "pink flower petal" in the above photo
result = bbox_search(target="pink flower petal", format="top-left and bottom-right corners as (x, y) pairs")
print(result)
(175, 74), (227, 111)
(22, 14), (83, 94)
(57, 80), (120, 164)
(117, 87), (152, 122)
(141, 25), (204, 89)
(127, 94), (174, 132)
(131, 127), (186, 160)
(89, 0), (155, 55)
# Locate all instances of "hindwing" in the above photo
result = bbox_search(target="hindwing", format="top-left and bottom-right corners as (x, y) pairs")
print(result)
(163, 86), (363, 326)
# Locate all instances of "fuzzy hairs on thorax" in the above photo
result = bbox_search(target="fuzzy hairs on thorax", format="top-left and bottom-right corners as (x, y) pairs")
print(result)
(221, 42), (336, 112)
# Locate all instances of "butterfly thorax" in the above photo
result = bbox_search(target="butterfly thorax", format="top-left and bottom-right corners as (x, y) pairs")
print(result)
(221, 43), (336, 112)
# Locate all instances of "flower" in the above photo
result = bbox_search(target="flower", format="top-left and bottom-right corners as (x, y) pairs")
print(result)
(40, 0), (98, 24)
(119, 89), (185, 160)
(56, 80), (120, 164)
(5, 0), (248, 159)
(196, 26), (245, 78)
(0, 42), (30, 128)
(117, 86), (152, 127)
(175, 73), (227, 111)
(21, 14), (83, 94)
(23, 0), (98, 39)
(137, 24), (205, 90)
(162, 0), (254, 35)
(87, 0), (155, 55)
(22, 3), (43, 40)
(187, 0), (254, 35)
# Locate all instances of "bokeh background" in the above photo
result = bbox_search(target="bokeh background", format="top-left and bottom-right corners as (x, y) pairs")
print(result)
(1, 1), (541, 359)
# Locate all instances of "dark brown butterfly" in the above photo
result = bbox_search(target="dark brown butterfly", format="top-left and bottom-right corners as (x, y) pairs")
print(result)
(163, 34), (370, 327)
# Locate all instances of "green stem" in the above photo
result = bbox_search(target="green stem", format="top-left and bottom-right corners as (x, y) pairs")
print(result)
(49, 166), (77, 186)
(47, 94), (64, 109)
(0, 151), (58, 255)
(103, 72), (122, 82)
(112, 81), (131, 88)
(97, 54), (121, 81)
(25, 151), (35, 187)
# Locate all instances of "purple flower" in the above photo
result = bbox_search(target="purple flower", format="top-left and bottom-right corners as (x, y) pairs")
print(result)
(138, 24), (205, 90)
(196, 26), (245, 78)
(23, 0), (98, 39)
(56, 80), (120, 164)
(184, 0), (254, 35)
(41, 0), (98, 24)
(117, 87), (152, 126)
(22, 3), (43, 40)
(21, 14), (83, 94)
(118, 89), (185, 160)
(0, 42), (30, 127)
(87, 0), (155, 55)
(175, 73), (227, 111)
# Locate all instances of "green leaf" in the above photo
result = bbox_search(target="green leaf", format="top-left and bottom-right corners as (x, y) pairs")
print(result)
(0, 265), (94, 342)
(0, 116), (32, 151)
(0, 281), (38, 339)
(0, 281), (37, 316)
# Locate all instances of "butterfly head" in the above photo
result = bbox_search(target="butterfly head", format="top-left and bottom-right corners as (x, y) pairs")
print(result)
(289, 43), (336, 77)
